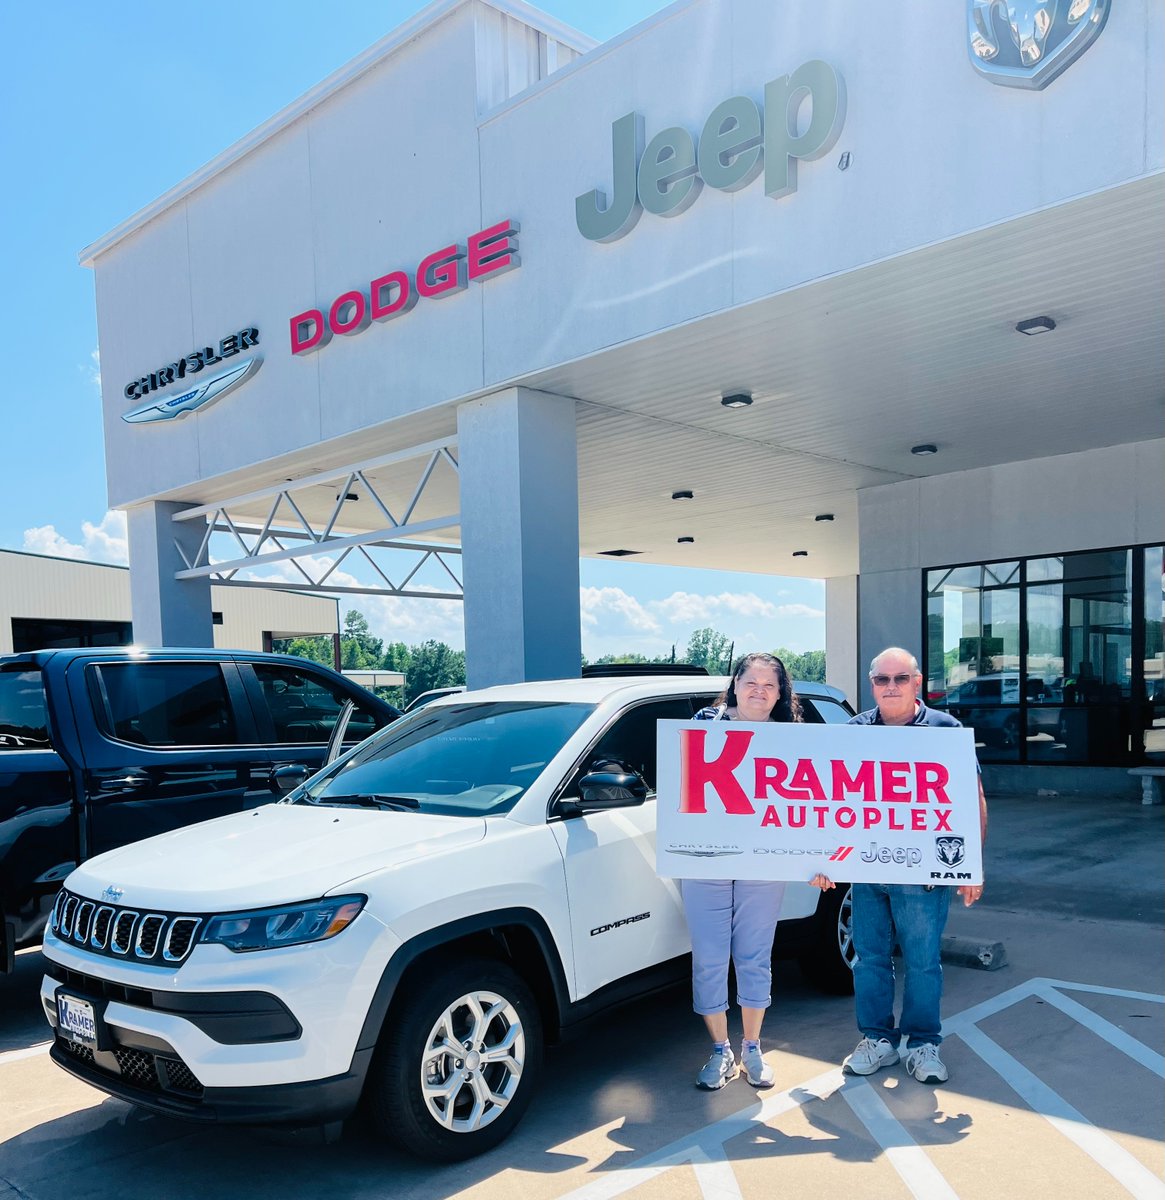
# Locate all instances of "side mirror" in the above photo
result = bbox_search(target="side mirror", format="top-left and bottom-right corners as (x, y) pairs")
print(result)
(575, 767), (649, 811)
(272, 763), (310, 793)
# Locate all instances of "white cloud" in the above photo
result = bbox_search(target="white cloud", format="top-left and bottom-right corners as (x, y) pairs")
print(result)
(85, 348), (101, 392)
(23, 510), (128, 564)
(580, 586), (662, 634)
(650, 590), (785, 625)
(775, 602), (824, 619)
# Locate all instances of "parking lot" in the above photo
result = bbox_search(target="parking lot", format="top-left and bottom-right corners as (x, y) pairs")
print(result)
(3, 794), (1162, 1200)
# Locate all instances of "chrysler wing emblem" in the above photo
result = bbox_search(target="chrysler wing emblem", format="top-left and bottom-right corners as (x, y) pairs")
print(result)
(101, 885), (124, 902)
(968, 0), (1109, 90)
(122, 356), (261, 424)
(667, 848), (744, 858)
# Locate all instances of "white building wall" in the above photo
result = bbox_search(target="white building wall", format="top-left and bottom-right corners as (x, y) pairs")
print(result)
(856, 438), (1165, 707)
(0, 551), (337, 656)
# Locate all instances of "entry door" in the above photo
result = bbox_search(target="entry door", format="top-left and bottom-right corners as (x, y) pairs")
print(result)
(550, 698), (693, 999)
(75, 659), (276, 861)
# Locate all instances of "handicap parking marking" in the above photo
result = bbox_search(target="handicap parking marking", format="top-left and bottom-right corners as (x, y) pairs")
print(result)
(558, 978), (1165, 1200)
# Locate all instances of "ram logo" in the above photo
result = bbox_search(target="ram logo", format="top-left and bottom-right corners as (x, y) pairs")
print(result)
(967, 0), (1109, 90)
(935, 837), (967, 868)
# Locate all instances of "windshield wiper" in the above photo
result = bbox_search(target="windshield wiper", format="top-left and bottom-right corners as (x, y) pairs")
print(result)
(310, 793), (422, 812)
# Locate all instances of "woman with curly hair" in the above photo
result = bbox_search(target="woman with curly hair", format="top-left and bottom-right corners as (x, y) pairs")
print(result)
(683, 652), (802, 1091)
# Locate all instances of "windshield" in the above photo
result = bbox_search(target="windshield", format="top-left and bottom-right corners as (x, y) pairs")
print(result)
(0, 668), (51, 749)
(291, 700), (594, 816)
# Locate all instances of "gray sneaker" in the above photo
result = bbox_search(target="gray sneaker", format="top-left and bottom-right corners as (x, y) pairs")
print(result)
(696, 1045), (738, 1090)
(842, 1036), (900, 1076)
(740, 1043), (775, 1088)
(905, 1042), (948, 1084)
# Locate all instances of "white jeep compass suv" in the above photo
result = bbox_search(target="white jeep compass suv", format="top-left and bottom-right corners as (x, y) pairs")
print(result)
(41, 675), (855, 1160)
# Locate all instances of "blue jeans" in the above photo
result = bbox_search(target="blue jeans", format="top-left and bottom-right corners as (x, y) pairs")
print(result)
(852, 883), (951, 1049)
(681, 879), (785, 1014)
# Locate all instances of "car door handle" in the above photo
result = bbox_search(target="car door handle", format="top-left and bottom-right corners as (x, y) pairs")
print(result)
(96, 772), (150, 792)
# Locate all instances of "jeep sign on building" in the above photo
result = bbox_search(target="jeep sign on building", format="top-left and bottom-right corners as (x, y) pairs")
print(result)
(82, 0), (1163, 773)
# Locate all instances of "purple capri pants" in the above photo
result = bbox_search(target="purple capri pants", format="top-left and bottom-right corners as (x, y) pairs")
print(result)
(681, 878), (786, 1014)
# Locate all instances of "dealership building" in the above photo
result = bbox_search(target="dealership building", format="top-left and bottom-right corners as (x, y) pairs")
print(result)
(80, 0), (1162, 773)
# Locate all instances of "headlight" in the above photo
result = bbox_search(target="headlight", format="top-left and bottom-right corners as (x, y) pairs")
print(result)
(201, 895), (366, 953)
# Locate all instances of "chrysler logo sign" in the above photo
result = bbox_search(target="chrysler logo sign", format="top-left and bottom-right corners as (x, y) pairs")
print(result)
(122, 356), (261, 424)
(968, 0), (1109, 89)
(575, 60), (845, 243)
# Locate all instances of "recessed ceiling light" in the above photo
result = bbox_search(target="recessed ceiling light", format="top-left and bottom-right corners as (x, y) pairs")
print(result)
(721, 392), (753, 409)
(1015, 315), (1056, 336)
(792, 550), (808, 557)
(599, 549), (643, 557)
(910, 443), (938, 456)
(335, 491), (359, 502)
(677, 536), (695, 544)
(671, 490), (694, 501)
(814, 513), (835, 522)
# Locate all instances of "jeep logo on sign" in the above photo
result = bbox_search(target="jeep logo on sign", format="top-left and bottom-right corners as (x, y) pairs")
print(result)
(968, 0), (1109, 90)
(575, 60), (845, 243)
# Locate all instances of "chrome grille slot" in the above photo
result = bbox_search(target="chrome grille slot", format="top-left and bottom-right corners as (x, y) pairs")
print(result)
(163, 918), (201, 962)
(135, 915), (166, 959)
(61, 896), (78, 935)
(111, 910), (139, 955)
(91, 906), (114, 949)
(51, 891), (67, 933)
(74, 901), (95, 943)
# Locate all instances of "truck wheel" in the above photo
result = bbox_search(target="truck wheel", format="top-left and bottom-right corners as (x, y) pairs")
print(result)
(798, 884), (855, 995)
(366, 956), (543, 1161)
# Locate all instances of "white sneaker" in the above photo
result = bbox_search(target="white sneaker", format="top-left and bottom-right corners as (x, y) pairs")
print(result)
(906, 1043), (948, 1084)
(842, 1036), (900, 1076)
(696, 1045), (738, 1090)
(740, 1043), (775, 1088)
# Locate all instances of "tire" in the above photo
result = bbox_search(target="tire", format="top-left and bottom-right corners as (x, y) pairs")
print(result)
(366, 955), (543, 1161)
(797, 884), (855, 995)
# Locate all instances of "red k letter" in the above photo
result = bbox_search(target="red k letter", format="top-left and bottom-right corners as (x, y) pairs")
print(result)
(678, 728), (755, 815)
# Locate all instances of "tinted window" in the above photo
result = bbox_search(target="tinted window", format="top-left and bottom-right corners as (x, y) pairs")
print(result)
(570, 698), (695, 794)
(800, 696), (853, 725)
(95, 662), (237, 747)
(296, 701), (593, 816)
(0, 668), (50, 749)
(253, 664), (380, 745)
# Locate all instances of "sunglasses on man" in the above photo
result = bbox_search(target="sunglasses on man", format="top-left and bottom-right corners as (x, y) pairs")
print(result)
(870, 672), (915, 687)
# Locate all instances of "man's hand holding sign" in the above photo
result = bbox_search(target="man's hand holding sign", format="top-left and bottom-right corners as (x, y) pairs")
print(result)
(656, 721), (983, 888)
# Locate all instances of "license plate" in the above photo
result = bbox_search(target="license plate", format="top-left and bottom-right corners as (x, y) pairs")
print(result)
(56, 993), (98, 1049)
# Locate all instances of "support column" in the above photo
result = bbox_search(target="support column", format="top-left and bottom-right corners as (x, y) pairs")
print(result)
(825, 574), (859, 709)
(127, 501), (214, 647)
(457, 388), (581, 688)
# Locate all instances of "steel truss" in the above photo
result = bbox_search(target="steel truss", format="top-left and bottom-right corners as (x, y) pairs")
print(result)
(171, 440), (463, 599)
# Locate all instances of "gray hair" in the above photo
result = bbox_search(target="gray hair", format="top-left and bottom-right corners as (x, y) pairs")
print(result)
(869, 647), (920, 676)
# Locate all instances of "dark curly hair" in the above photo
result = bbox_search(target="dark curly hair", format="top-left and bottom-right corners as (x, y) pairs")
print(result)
(717, 652), (803, 723)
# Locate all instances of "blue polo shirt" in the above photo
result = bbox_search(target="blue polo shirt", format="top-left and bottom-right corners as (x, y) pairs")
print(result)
(848, 701), (962, 728)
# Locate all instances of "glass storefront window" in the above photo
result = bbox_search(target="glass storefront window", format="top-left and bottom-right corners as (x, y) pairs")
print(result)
(926, 546), (1157, 766)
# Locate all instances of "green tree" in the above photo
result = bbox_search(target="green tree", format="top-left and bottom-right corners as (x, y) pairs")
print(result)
(340, 609), (383, 670)
(403, 640), (466, 706)
(774, 647), (826, 683)
(273, 635), (333, 667)
(684, 628), (733, 674)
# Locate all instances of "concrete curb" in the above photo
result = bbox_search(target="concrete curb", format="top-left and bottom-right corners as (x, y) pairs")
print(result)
(941, 935), (1007, 970)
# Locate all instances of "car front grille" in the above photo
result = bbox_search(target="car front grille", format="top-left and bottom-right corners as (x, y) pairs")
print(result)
(59, 1036), (204, 1098)
(50, 889), (203, 967)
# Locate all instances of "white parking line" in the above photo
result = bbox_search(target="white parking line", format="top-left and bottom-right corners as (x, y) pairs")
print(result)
(0, 1042), (51, 1066)
(560, 979), (1164, 1200)
(842, 1079), (960, 1200)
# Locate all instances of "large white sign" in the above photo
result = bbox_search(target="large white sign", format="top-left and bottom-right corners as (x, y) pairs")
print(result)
(655, 721), (982, 885)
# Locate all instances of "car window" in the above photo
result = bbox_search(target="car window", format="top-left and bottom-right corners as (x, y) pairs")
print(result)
(800, 696), (853, 724)
(566, 697), (695, 797)
(295, 701), (594, 815)
(0, 667), (51, 749)
(93, 662), (237, 747)
(253, 663), (380, 745)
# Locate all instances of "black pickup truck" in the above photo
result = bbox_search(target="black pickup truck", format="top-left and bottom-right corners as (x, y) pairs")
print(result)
(0, 647), (399, 970)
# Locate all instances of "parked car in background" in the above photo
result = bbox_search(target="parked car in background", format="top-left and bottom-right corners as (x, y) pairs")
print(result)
(0, 648), (399, 969)
(41, 674), (854, 1160)
(944, 672), (1062, 747)
(402, 685), (466, 712)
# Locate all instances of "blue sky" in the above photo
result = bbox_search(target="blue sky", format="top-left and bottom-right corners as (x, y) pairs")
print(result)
(0, 0), (826, 658)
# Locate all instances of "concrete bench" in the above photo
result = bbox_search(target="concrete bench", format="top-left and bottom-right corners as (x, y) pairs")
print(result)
(1128, 766), (1164, 805)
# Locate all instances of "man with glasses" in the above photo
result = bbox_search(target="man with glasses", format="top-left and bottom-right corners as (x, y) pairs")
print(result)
(813, 647), (987, 1085)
